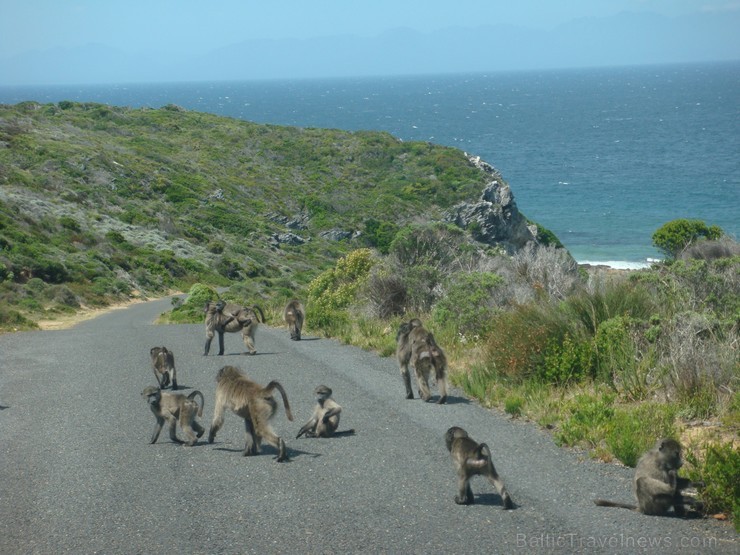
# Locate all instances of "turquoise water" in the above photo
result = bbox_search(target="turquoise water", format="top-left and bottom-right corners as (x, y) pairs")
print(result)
(2, 61), (738, 265)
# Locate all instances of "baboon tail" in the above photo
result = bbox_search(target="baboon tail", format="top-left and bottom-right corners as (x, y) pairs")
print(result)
(593, 499), (637, 510)
(265, 380), (293, 421)
(477, 442), (492, 460)
(188, 390), (205, 417)
(252, 305), (266, 323)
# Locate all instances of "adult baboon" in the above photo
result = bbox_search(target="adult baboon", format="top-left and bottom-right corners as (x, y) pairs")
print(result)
(208, 365), (293, 462)
(296, 385), (355, 438)
(150, 346), (177, 390)
(283, 300), (305, 341)
(445, 426), (513, 508)
(203, 300), (265, 356)
(396, 318), (448, 403)
(141, 386), (205, 446)
(594, 438), (703, 516)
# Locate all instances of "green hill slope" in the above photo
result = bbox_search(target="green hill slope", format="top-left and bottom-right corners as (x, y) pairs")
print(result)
(0, 100), (537, 328)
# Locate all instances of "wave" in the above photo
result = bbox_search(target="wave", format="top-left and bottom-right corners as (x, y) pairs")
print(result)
(577, 260), (656, 270)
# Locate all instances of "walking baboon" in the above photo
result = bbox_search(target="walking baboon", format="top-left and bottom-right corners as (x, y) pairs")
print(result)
(296, 385), (355, 438)
(594, 438), (703, 516)
(284, 300), (305, 341)
(445, 426), (513, 508)
(208, 366), (293, 462)
(396, 318), (448, 403)
(203, 300), (265, 356)
(150, 346), (177, 390)
(141, 386), (205, 446)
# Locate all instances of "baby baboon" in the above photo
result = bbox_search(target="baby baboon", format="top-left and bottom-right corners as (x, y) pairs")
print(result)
(296, 385), (355, 438)
(141, 386), (205, 446)
(445, 426), (513, 508)
(594, 437), (703, 516)
(283, 300), (305, 341)
(150, 346), (177, 390)
(396, 318), (448, 403)
(203, 300), (265, 356)
(208, 365), (293, 462)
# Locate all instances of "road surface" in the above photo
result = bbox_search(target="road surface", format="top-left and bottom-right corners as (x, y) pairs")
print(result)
(0, 296), (736, 554)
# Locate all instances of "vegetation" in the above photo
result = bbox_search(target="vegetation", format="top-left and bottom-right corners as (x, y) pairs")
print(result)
(306, 228), (738, 526)
(0, 100), (497, 327)
(1, 101), (737, 527)
(652, 218), (723, 259)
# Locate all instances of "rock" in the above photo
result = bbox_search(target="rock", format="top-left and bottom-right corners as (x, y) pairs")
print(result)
(270, 232), (307, 246)
(319, 229), (353, 241)
(443, 173), (536, 253)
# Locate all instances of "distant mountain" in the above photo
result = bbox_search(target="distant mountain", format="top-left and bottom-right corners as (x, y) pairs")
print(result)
(1, 11), (738, 85)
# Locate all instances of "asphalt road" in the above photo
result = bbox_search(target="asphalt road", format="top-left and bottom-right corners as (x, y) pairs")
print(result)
(0, 297), (736, 554)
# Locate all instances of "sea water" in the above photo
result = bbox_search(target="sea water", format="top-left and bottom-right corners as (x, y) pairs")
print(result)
(1, 61), (738, 267)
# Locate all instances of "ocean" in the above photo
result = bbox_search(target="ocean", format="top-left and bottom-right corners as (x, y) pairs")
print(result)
(1, 61), (738, 268)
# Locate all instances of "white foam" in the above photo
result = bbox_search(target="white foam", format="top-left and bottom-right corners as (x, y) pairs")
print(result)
(577, 260), (655, 270)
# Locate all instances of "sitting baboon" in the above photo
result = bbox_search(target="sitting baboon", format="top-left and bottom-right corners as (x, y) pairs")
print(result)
(150, 346), (177, 390)
(208, 366), (293, 462)
(396, 318), (448, 403)
(296, 385), (355, 438)
(141, 386), (205, 446)
(283, 300), (305, 341)
(594, 437), (703, 516)
(445, 426), (513, 508)
(203, 300), (265, 356)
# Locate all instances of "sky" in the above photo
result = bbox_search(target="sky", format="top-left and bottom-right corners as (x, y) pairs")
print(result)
(2, 0), (736, 58)
(0, 0), (738, 84)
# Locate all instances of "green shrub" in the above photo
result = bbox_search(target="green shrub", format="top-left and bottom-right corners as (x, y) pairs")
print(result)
(652, 219), (723, 259)
(166, 283), (219, 324)
(685, 442), (740, 531)
(0, 305), (39, 331)
(539, 332), (594, 385)
(431, 272), (503, 336)
(364, 218), (399, 254)
(504, 395), (525, 417)
(307, 249), (374, 332)
(604, 403), (676, 467)
(555, 393), (615, 449)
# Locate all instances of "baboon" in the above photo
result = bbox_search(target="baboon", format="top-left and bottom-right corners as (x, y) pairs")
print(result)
(284, 300), (305, 341)
(141, 386), (205, 446)
(396, 318), (448, 403)
(150, 346), (177, 390)
(296, 385), (355, 438)
(445, 426), (513, 508)
(208, 365), (293, 462)
(594, 438), (703, 516)
(203, 300), (265, 356)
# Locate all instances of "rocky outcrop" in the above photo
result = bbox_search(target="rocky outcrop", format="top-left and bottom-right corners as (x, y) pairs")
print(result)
(443, 155), (537, 253)
(270, 232), (307, 246)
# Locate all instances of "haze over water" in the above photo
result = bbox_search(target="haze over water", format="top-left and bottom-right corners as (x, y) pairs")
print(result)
(2, 61), (738, 267)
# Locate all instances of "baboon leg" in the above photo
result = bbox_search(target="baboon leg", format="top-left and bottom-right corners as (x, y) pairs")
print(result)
(192, 420), (205, 439)
(415, 368), (432, 402)
(150, 416), (165, 444)
(242, 418), (258, 456)
(167, 417), (183, 444)
(208, 401), (226, 443)
(485, 465), (513, 509)
(435, 367), (448, 404)
(179, 408), (197, 446)
(170, 373), (178, 390)
(242, 331), (256, 355)
(636, 476), (677, 515)
(455, 473), (473, 505)
(261, 428), (288, 462)
(204, 328), (215, 356)
(400, 364), (414, 399)
(217, 330), (226, 356)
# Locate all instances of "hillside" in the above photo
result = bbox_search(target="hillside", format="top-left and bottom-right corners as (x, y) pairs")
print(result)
(0, 100), (545, 328)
